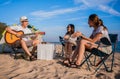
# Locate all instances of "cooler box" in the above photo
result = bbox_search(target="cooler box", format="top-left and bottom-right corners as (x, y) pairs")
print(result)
(37, 44), (55, 60)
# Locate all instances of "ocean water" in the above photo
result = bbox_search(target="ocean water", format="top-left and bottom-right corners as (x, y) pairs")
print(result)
(52, 41), (120, 53)
(116, 41), (120, 52)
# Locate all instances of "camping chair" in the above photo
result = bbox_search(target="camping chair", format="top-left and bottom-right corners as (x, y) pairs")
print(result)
(4, 33), (31, 59)
(6, 41), (35, 60)
(59, 36), (65, 56)
(80, 34), (118, 73)
(10, 43), (25, 59)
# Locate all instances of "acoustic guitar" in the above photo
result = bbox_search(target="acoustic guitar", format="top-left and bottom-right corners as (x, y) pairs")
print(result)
(5, 30), (45, 44)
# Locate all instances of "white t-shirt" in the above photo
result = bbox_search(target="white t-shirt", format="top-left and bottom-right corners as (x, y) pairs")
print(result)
(64, 33), (77, 46)
(92, 26), (110, 40)
(91, 26), (112, 54)
(10, 25), (32, 41)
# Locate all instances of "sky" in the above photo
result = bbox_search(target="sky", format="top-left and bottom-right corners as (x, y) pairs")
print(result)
(0, 0), (120, 42)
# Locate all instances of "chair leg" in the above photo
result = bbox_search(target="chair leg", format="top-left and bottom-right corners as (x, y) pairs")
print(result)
(102, 58), (109, 71)
(61, 46), (64, 57)
(94, 55), (110, 73)
(13, 48), (17, 59)
(107, 52), (114, 72)
(110, 53), (114, 72)
(93, 55), (96, 66)
(84, 53), (91, 71)
(12, 47), (19, 59)
(86, 53), (94, 66)
(80, 53), (93, 68)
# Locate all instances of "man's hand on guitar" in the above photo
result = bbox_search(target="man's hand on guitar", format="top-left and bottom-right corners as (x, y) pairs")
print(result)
(36, 32), (45, 36)
(15, 33), (22, 38)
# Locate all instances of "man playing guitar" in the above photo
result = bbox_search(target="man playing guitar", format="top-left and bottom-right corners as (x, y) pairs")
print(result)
(5, 16), (43, 61)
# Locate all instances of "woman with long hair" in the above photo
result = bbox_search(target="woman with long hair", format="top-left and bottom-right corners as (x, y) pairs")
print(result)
(68, 14), (112, 67)
(63, 24), (76, 65)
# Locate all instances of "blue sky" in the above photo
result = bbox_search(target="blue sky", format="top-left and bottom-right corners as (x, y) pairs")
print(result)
(0, 0), (120, 42)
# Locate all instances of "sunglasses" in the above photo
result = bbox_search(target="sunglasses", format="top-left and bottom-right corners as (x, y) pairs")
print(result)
(22, 21), (28, 22)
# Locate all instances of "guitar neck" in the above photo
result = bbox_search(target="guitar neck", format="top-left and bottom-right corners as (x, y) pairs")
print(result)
(23, 33), (35, 36)
(22, 32), (45, 37)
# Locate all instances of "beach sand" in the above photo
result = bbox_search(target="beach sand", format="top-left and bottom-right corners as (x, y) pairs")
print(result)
(0, 44), (120, 79)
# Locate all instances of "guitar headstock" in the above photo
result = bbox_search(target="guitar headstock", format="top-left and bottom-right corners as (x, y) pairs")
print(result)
(39, 32), (45, 35)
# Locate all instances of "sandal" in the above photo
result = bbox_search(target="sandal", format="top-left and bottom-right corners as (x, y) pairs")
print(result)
(32, 53), (37, 58)
(69, 62), (81, 68)
(62, 58), (71, 66)
(30, 55), (37, 61)
(63, 59), (68, 64)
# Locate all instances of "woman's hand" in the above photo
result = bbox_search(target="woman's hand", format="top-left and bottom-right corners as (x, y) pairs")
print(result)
(64, 35), (70, 40)
(72, 31), (82, 38)
(76, 31), (82, 37)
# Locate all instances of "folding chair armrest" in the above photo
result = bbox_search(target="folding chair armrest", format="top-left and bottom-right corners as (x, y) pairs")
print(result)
(100, 37), (111, 46)
(95, 37), (112, 49)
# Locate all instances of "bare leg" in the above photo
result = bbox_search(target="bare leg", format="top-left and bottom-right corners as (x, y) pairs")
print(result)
(31, 39), (40, 54)
(64, 43), (68, 58)
(76, 39), (98, 65)
(71, 40), (80, 62)
(76, 39), (86, 65)
(20, 40), (31, 56)
(64, 42), (73, 58)
(63, 42), (73, 65)
(67, 43), (72, 58)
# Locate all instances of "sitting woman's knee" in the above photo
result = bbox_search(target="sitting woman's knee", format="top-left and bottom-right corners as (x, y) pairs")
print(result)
(80, 39), (87, 44)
